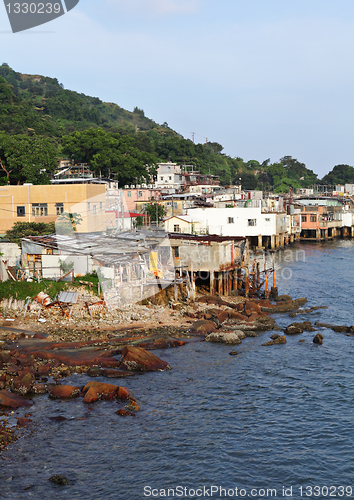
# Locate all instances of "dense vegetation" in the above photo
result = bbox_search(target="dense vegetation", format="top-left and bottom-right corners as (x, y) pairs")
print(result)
(5, 221), (56, 244)
(0, 63), (351, 191)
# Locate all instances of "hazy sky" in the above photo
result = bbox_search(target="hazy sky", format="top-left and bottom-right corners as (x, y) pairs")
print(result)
(1, 0), (354, 177)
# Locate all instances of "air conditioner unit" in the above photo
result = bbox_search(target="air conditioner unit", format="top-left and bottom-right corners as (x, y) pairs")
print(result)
(148, 184), (153, 189)
(141, 183), (147, 188)
(124, 185), (129, 189)
(136, 184), (141, 189)
(130, 185), (135, 188)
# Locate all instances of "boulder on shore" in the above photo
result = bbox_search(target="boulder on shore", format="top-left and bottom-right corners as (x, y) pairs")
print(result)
(120, 346), (171, 372)
(49, 385), (80, 399)
(205, 331), (242, 345)
(188, 320), (218, 334)
(0, 389), (32, 408)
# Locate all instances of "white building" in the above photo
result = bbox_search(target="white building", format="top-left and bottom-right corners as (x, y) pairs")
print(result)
(185, 206), (292, 248)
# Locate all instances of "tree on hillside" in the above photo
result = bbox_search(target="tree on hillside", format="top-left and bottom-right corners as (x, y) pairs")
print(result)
(0, 132), (57, 184)
(62, 127), (158, 185)
(322, 164), (354, 185)
(280, 156), (318, 186)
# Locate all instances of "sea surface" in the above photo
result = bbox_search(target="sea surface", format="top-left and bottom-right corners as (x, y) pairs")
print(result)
(1, 241), (354, 500)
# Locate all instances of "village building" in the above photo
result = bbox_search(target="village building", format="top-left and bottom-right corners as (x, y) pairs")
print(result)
(0, 183), (109, 234)
(183, 206), (296, 249)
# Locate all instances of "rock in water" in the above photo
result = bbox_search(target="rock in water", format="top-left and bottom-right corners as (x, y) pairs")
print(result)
(205, 331), (242, 345)
(313, 333), (324, 345)
(49, 474), (70, 485)
(48, 385), (80, 399)
(284, 324), (303, 335)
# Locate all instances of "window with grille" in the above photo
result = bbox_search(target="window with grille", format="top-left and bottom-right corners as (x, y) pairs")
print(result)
(17, 206), (25, 217)
(56, 203), (64, 215)
(248, 219), (256, 226)
(32, 204), (48, 216)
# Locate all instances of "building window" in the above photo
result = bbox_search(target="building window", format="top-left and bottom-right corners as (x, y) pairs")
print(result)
(32, 203), (48, 216)
(160, 176), (164, 181)
(169, 176), (172, 180)
(228, 217), (234, 224)
(88, 202), (91, 211)
(17, 206), (25, 217)
(173, 224), (180, 233)
(301, 215), (307, 222)
(100, 202), (103, 210)
(138, 191), (143, 197)
(127, 191), (132, 197)
(93, 205), (97, 215)
(248, 219), (256, 226)
(310, 215), (316, 222)
(173, 202), (178, 209)
(56, 203), (64, 215)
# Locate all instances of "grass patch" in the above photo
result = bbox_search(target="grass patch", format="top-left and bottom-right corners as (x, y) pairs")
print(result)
(0, 271), (100, 301)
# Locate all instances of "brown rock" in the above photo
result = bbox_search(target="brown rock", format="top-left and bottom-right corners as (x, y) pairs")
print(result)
(82, 381), (118, 403)
(125, 399), (140, 411)
(0, 389), (32, 408)
(116, 409), (136, 416)
(32, 383), (47, 394)
(12, 372), (35, 396)
(120, 346), (171, 372)
(313, 333), (324, 345)
(48, 385), (80, 399)
(0, 352), (11, 364)
(6, 364), (20, 376)
(262, 336), (286, 346)
(245, 301), (262, 313)
(284, 324), (303, 335)
(117, 386), (133, 401)
(188, 319), (218, 334)
(17, 417), (32, 428)
(37, 364), (52, 377)
(274, 335), (287, 344)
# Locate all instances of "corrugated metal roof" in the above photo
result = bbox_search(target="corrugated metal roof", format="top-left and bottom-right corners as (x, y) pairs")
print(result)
(58, 291), (79, 304)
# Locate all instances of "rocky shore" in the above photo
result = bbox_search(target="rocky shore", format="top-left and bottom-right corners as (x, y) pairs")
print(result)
(0, 289), (332, 456)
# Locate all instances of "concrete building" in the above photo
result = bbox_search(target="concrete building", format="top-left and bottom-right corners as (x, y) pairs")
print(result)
(0, 184), (109, 234)
(163, 215), (202, 234)
(300, 205), (342, 240)
(185, 207), (293, 249)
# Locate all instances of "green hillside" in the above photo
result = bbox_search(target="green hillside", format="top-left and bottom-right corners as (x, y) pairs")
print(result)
(0, 64), (323, 190)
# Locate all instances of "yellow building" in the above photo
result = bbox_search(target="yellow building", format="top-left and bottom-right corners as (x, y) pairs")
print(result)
(163, 215), (201, 234)
(0, 183), (109, 234)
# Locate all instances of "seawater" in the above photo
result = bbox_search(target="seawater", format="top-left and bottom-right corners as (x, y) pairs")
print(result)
(2, 241), (354, 500)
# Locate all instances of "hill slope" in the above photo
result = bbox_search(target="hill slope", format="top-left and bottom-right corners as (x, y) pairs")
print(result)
(0, 64), (322, 190)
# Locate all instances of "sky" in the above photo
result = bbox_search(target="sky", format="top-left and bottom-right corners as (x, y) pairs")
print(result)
(1, 0), (354, 178)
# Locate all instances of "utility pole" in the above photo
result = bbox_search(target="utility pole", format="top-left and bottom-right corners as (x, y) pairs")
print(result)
(192, 132), (195, 144)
